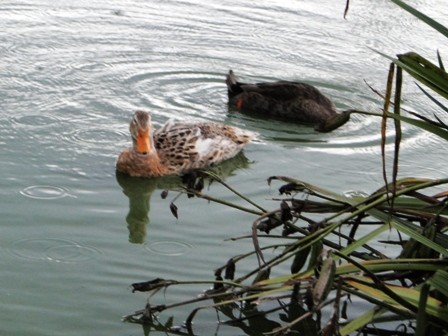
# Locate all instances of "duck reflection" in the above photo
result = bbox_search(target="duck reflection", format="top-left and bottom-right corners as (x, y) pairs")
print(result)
(116, 152), (251, 244)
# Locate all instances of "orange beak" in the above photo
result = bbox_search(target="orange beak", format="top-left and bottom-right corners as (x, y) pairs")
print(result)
(136, 130), (151, 154)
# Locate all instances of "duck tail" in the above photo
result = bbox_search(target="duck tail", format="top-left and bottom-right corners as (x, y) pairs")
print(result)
(226, 70), (237, 87)
(225, 70), (243, 98)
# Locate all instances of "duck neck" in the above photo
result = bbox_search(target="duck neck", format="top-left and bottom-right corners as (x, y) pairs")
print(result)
(132, 130), (167, 177)
(143, 151), (167, 177)
(315, 111), (351, 133)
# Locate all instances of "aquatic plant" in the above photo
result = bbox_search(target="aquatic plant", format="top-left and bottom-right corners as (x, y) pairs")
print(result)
(124, 171), (448, 335)
(124, 1), (448, 335)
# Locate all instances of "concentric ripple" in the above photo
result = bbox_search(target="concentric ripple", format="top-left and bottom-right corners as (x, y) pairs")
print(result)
(71, 127), (128, 145)
(127, 70), (227, 122)
(63, 126), (129, 154)
(144, 240), (193, 256)
(7, 238), (101, 263)
(45, 244), (101, 263)
(19, 185), (72, 200)
(10, 113), (61, 128)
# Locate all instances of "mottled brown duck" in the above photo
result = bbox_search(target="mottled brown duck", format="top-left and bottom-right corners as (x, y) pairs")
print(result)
(226, 70), (351, 132)
(116, 110), (256, 177)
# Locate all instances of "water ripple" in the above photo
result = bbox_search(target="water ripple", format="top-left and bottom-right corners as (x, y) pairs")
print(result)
(7, 238), (101, 263)
(10, 113), (62, 128)
(20, 185), (73, 200)
(144, 240), (193, 256)
(61, 126), (129, 156)
(127, 70), (227, 122)
(71, 127), (128, 146)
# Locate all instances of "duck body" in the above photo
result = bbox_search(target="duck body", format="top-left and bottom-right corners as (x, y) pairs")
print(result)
(116, 111), (255, 178)
(226, 70), (350, 132)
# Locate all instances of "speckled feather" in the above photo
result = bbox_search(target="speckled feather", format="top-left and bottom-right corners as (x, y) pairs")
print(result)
(116, 111), (255, 177)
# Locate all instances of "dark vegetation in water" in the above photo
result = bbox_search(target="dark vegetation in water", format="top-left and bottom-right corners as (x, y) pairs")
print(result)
(123, 1), (448, 335)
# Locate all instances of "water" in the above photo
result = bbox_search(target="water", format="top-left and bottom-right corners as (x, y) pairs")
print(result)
(1, 0), (447, 335)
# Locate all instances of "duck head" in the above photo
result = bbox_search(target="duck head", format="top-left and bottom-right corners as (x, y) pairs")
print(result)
(130, 110), (153, 155)
(315, 110), (352, 133)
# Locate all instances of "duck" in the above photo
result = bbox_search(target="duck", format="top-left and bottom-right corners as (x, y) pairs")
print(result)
(116, 110), (256, 178)
(225, 70), (352, 132)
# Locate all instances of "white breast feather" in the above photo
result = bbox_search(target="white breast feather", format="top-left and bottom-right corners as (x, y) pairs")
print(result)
(194, 136), (238, 162)
(195, 137), (214, 156)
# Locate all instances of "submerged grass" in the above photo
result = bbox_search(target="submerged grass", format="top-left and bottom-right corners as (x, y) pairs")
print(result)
(124, 2), (448, 335)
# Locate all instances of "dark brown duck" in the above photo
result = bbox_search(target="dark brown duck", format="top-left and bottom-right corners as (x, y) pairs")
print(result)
(226, 70), (351, 132)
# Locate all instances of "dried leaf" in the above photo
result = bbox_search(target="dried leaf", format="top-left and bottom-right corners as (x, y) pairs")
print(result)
(214, 275), (224, 290)
(252, 267), (271, 285)
(195, 177), (204, 192)
(279, 183), (295, 195)
(282, 225), (296, 236)
(170, 202), (178, 219)
(341, 300), (348, 320)
(281, 201), (293, 222)
(344, 0), (350, 19)
(307, 241), (323, 272)
(291, 245), (311, 274)
(224, 258), (236, 280)
(313, 255), (336, 306)
(305, 286), (314, 311)
(160, 190), (169, 199)
(131, 278), (173, 293)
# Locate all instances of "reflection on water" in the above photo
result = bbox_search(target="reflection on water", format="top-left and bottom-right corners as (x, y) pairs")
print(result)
(115, 152), (251, 244)
(116, 172), (180, 244)
(128, 293), (319, 335)
(222, 301), (318, 336)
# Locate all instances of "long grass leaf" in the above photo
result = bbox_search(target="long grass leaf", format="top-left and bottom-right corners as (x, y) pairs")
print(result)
(389, 217), (448, 257)
(346, 277), (448, 318)
(336, 259), (448, 275)
(437, 49), (445, 70)
(350, 108), (448, 140)
(382, 112), (448, 140)
(339, 223), (390, 257)
(392, 66), (403, 204)
(428, 270), (448, 298)
(390, 0), (448, 38)
(409, 111), (447, 128)
(373, 49), (448, 99)
(382, 64), (395, 194)
(416, 284), (430, 336)
(397, 52), (448, 96)
(432, 114), (448, 129)
(416, 83), (448, 114)
(339, 308), (386, 336)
